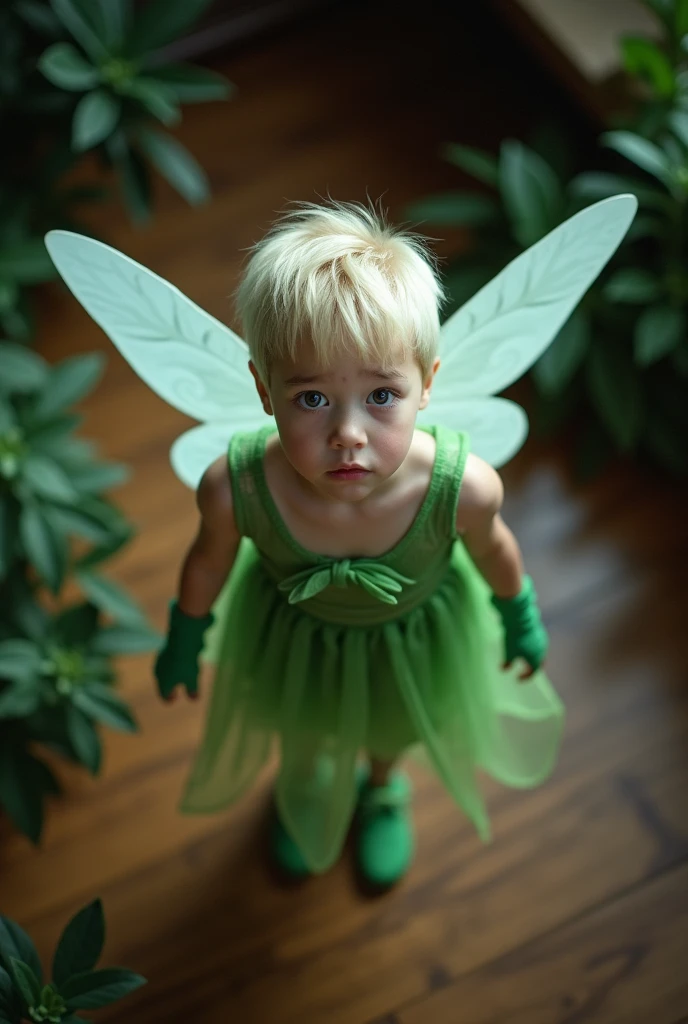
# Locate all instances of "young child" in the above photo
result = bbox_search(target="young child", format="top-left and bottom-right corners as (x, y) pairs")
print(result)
(154, 201), (563, 886)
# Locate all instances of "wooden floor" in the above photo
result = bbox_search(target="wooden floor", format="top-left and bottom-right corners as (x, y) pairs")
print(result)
(2, 3), (687, 1021)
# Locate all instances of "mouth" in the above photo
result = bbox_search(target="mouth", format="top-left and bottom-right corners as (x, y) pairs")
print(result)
(326, 465), (371, 480)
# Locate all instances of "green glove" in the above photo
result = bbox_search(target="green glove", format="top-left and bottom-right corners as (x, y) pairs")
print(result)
(154, 601), (214, 700)
(490, 575), (548, 674)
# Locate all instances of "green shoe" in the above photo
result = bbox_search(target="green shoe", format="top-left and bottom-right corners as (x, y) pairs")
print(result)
(270, 805), (312, 878)
(356, 772), (414, 887)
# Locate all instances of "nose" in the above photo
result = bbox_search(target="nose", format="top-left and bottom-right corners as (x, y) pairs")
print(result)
(329, 412), (366, 450)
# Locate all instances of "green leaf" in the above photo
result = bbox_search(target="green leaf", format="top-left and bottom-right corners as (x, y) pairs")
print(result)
(38, 42), (101, 91)
(76, 571), (147, 626)
(405, 192), (500, 226)
(49, 0), (109, 62)
(125, 0), (214, 55)
(0, 679), (41, 718)
(146, 64), (233, 102)
(0, 918), (42, 985)
(31, 353), (105, 421)
(64, 461), (130, 493)
(620, 35), (675, 96)
(676, 0), (688, 37)
(0, 497), (18, 580)
(112, 140), (152, 224)
(26, 414), (82, 452)
(0, 745), (56, 843)
(72, 684), (137, 732)
(91, 624), (161, 655)
(65, 705), (102, 774)
(9, 959), (40, 1010)
(669, 110), (688, 147)
(14, 1), (63, 35)
(0, 239), (56, 285)
(72, 91), (121, 152)
(569, 171), (670, 210)
(0, 345), (48, 395)
(0, 639), (42, 681)
(137, 128), (209, 205)
(0, 964), (17, 1017)
(499, 139), (564, 247)
(442, 143), (499, 187)
(42, 505), (114, 546)
(532, 311), (590, 397)
(62, 967), (145, 1010)
(75, 529), (133, 570)
(603, 268), (663, 303)
(51, 602), (99, 646)
(634, 304), (685, 365)
(52, 900), (105, 988)
(602, 131), (673, 186)
(586, 343), (643, 450)
(19, 503), (67, 594)
(120, 78), (180, 125)
(96, 0), (130, 49)
(21, 455), (78, 503)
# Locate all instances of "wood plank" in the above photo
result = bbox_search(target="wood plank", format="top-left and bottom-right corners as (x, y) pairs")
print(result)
(393, 863), (688, 1024)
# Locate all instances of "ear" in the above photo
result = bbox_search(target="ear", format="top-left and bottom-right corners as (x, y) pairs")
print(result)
(419, 357), (440, 411)
(249, 360), (274, 415)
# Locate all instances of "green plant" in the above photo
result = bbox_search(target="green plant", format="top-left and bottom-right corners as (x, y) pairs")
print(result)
(408, 0), (688, 478)
(0, 343), (160, 842)
(0, 898), (145, 1022)
(1, 0), (233, 345)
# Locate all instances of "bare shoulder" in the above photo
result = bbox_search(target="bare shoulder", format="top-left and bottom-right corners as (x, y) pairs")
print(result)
(196, 455), (238, 537)
(455, 453), (504, 535)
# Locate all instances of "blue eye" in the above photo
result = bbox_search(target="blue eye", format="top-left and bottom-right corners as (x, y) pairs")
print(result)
(297, 391), (327, 410)
(368, 388), (396, 407)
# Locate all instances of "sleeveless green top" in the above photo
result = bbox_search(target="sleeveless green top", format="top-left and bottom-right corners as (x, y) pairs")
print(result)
(227, 423), (469, 626)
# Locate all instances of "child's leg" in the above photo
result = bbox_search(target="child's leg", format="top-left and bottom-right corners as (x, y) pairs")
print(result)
(369, 756), (398, 786)
(357, 750), (414, 887)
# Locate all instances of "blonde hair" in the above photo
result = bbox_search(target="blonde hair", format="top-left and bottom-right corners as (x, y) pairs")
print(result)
(235, 200), (443, 380)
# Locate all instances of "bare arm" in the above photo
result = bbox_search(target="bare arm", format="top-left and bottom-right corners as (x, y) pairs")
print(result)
(456, 454), (523, 600)
(177, 456), (241, 617)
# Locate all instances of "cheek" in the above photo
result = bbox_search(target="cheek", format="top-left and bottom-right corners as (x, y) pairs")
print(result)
(277, 415), (321, 468)
(373, 410), (416, 466)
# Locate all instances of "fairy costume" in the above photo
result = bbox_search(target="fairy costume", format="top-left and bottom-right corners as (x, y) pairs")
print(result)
(177, 423), (563, 871)
(43, 194), (637, 873)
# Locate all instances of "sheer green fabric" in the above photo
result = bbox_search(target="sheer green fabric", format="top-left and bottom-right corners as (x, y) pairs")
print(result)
(180, 424), (564, 872)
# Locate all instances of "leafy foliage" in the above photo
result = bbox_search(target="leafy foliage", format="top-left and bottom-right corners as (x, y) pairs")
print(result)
(0, 899), (145, 1022)
(0, 345), (160, 842)
(407, 0), (688, 478)
(0, 0), (233, 346)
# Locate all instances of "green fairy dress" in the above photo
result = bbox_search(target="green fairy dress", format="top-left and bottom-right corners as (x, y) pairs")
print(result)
(180, 424), (564, 872)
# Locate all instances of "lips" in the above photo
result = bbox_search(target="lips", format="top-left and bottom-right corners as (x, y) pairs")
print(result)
(327, 465), (370, 480)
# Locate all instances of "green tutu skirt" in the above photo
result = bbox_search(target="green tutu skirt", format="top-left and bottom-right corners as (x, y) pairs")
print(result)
(180, 537), (564, 873)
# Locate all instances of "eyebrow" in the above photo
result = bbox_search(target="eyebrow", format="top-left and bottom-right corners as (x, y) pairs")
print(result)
(284, 368), (408, 386)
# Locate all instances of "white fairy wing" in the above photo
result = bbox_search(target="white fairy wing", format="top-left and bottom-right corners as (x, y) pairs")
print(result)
(172, 422), (266, 489)
(44, 229), (262, 426)
(418, 396), (527, 468)
(434, 194), (638, 399)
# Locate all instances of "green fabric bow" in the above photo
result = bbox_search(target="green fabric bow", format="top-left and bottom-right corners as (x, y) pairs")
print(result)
(279, 559), (415, 606)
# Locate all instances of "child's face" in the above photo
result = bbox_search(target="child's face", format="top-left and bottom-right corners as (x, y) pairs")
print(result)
(250, 339), (439, 501)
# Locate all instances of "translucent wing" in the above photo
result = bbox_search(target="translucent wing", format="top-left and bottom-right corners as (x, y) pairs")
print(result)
(171, 423), (236, 489)
(44, 230), (264, 426)
(417, 396), (527, 468)
(434, 194), (638, 399)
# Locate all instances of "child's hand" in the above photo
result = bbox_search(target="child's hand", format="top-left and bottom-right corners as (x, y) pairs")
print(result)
(491, 576), (549, 683)
(154, 601), (214, 703)
(154, 646), (200, 702)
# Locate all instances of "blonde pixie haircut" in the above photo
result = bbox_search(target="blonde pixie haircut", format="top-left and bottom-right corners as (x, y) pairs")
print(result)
(235, 201), (444, 381)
